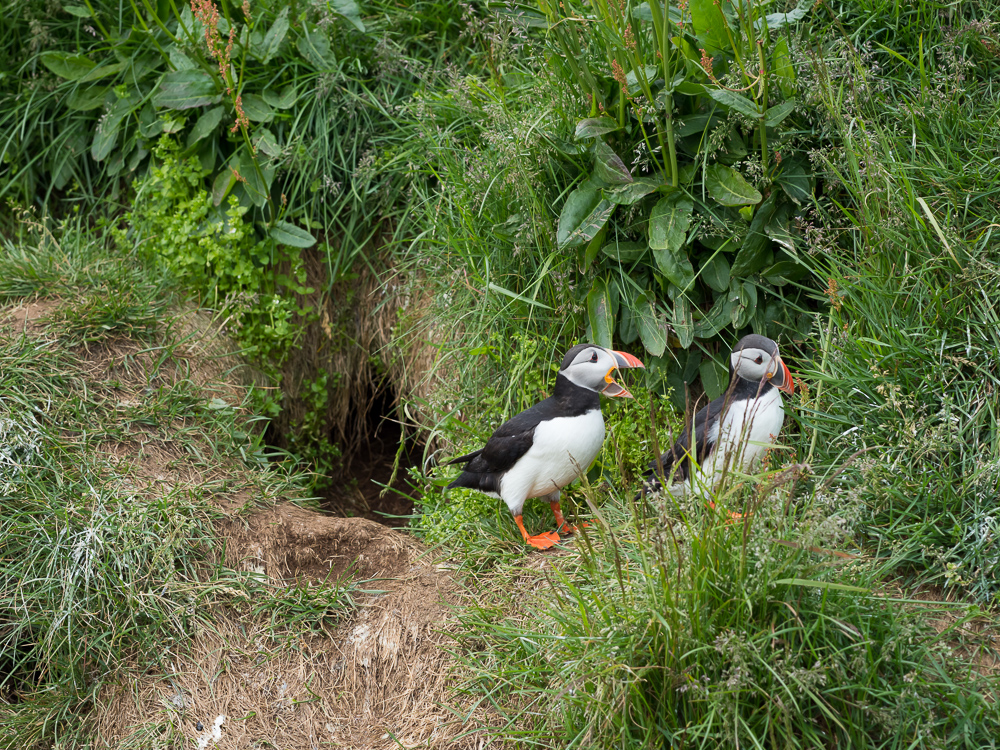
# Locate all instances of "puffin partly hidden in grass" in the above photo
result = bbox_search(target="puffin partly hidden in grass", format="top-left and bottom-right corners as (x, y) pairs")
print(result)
(445, 344), (644, 549)
(644, 334), (794, 502)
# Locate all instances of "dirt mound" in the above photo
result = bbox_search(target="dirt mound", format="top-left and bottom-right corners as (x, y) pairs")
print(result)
(93, 503), (479, 749)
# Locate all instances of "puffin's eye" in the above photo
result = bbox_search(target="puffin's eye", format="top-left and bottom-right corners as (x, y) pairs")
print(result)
(590, 352), (599, 363)
(754, 355), (763, 365)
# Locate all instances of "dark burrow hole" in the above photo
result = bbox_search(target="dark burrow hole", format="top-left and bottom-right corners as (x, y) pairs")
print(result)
(319, 383), (419, 527)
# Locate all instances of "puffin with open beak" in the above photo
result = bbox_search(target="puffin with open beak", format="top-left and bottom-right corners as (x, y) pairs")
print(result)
(446, 344), (644, 549)
(643, 334), (794, 502)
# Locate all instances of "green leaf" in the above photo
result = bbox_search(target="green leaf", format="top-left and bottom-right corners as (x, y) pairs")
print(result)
(186, 106), (224, 146)
(66, 85), (109, 111)
(582, 225), (608, 270)
(705, 163), (762, 206)
(601, 241), (647, 263)
(330, 0), (365, 32)
(297, 29), (334, 69)
(594, 141), (632, 185)
(604, 176), (660, 206)
(153, 70), (221, 110)
(635, 292), (666, 357)
(776, 161), (811, 204)
(487, 283), (553, 309)
(731, 280), (757, 328)
(239, 149), (274, 207)
(241, 93), (273, 123)
(257, 7), (290, 64)
(253, 128), (281, 158)
(693, 292), (733, 338)
(730, 194), (776, 275)
(650, 193), (695, 289)
(62, 4), (92, 17)
(672, 296), (695, 348)
(706, 88), (761, 119)
(40, 52), (96, 80)
(688, 0), (728, 53)
(270, 220), (317, 248)
(764, 99), (797, 127)
(90, 94), (137, 162)
(262, 85), (297, 109)
(772, 38), (797, 98)
(168, 46), (198, 70)
(587, 278), (615, 349)
(557, 185), (615, 250)
(575, 117), (619, 138)
(759, 0), (811, 30)
(618, 302), (638, 345)
(701, 254), (730, 292)
(79, 61), (126, 82)
(212, 165), (237, 206)
(699, 356), (727, 399)
(625, 65), (658, 89)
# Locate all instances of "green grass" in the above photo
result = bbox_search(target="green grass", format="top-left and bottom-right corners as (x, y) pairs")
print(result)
(0, 220), (356, 746)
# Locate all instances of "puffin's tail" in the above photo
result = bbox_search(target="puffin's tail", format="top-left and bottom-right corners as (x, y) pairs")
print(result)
(443, 449), (483, 467)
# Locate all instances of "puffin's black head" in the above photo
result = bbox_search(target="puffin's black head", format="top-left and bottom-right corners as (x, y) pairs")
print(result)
(729, 334), (794, 394)
(559, 344), (644, 398)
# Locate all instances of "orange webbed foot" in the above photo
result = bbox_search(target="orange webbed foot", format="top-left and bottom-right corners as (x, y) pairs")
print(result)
(525, 531), (561, 550)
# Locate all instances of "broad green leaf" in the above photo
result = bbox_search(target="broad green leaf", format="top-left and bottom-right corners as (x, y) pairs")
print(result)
(649, 192), (692, 254)
(153, 70), (221, 110)
(765, 205), (796, 251)
(633, 3), (684, 23)
(262, 85), (297, 109)
(257, 7), (290, 63)
(40, 52), (96, 80)
(270, 220), (317, 248)
(776, 161), (811, 203)
(758, 0), (811, 30)
(625, 65), (657, 89)
(731, 280), (757, 328)
(764, 99), (797, 127)
(618, 302), (638, 346)
(675, 113), (723, 137)
(488, 283), (553, 309)
(604, 176), (660, 206)
(186, 106), (224, 146)
(694, 292), (733, 338)
(241, 93), (273, 123)
(594, 141), (632, 185)
(688, 0), (728, 53)
(212, 164), (238, 206)
(168, 46), (197, 70)
(79, 61), (126, 82)
(672, 296), (695, 348)
(706, 88), (761, 119)
(699, 357), (727, 399)
(587, 278), (615, 349)
(772, 38), (796, 98)
(701, 253), (730, 292)
(298, 30), (334, 69)
(763, 260), (807, 285)
(138, 104), (165, 138)
(253, 128), (281, 158)
(601, 241), (647, 263)
(330, 0), (365, 32)
(557, 185), (615, 249)
(90, 94), (137, 161)
(63, 4), (91, 17)
(66, 85), (109, 111)
(239, 149), (274, 207)
(635, 292), (666, 357)
(582, 224), (607, 270)
(705, 163), (762, 206)
(575, 117), (619, 138)
(730, 194), (776, 275)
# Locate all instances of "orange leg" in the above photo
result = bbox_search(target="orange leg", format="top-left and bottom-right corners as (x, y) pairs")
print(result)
(513, 515), (560, 550)
(550, 501), (589, 535)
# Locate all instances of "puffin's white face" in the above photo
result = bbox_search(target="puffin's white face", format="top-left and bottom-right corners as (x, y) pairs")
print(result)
(730, 340), (795, 394)
(731, 346), (777, 382)
(562, 345), (644, 397)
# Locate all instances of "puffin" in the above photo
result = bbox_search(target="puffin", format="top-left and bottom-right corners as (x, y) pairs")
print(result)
(644, 334), (794, 502)
(445, 344), (644, 549)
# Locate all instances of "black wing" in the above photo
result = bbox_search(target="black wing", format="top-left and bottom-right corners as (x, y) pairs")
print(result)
(643, 394), (729, 493)
(445, 396), (559, 495)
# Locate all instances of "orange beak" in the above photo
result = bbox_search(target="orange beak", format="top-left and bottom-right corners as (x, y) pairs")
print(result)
(769, 357), (795, 395)
(601, 349), (645, 398)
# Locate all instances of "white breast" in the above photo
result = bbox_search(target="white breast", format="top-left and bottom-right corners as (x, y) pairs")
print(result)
(689, 388), (785, 494)
(499, 409), (606, 514)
